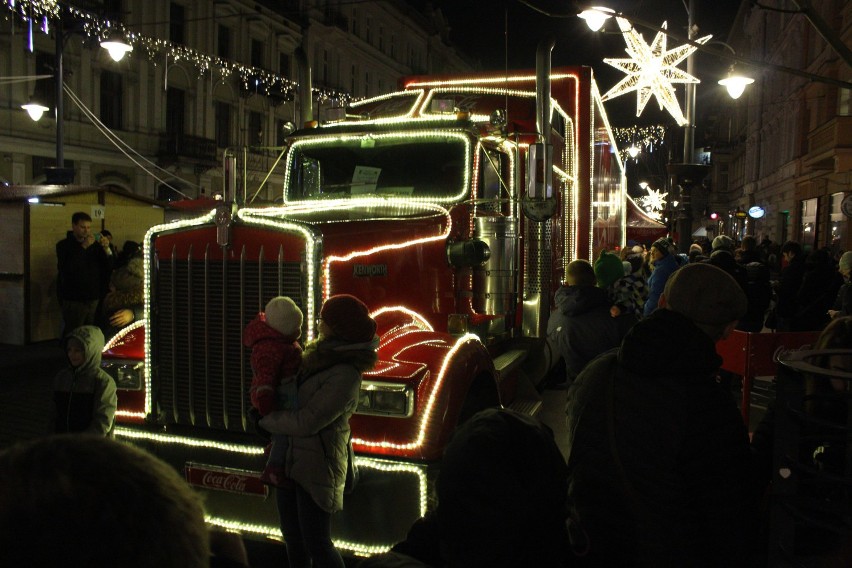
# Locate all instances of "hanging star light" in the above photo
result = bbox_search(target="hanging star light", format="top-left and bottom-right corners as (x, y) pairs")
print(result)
(638, 186), (668, 212)
(601, 18), (711, 125)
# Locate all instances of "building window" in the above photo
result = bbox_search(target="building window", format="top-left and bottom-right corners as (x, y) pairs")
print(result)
(248, 111), (263, 146)
(166, 87), (185, 136)
(321, 49), (329, 84)
(351, 64), (357, 93)
(365, 15), (372, 44)
(100, 0), (122, 20)
(830, 192), (847, 256)
(351, 7), (359, 36)
(800, 197), (818, 253)
(364, 70), (370, 97)
(100, 71), (123, 130)
(840, 89), (851, 116)
(390, 34), (395, 58)
(215, 101), (231, 148)
(279, 53), (290, 77)
(217, 25), (231, 59)
(169, 3), (185, 45)
(251, 39), (264, 68)
(378, 25), (384, 52)
(33, 51), (55, 114)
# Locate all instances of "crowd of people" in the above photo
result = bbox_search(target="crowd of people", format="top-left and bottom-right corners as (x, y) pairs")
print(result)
(19, 218), (850, 567)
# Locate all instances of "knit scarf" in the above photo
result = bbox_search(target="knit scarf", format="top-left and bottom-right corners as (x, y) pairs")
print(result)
(299, 336), (379, 377)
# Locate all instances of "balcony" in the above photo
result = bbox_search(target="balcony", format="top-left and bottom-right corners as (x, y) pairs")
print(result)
(158, 134), (218, 169)
(802, 116), (852, 173)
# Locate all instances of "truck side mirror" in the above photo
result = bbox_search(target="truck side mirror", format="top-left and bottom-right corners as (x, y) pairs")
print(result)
(522, 142), (557, 221)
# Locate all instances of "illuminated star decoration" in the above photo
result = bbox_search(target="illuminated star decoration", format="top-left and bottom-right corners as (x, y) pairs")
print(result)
(602, 18), (711, 125)
(637, 186), (668, 219)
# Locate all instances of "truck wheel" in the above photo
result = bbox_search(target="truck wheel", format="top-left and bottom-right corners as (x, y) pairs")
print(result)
(457, 377), (499, 425)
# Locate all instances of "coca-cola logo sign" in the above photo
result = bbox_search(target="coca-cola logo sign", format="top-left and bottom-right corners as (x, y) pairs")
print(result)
(185, 464), (268, 497)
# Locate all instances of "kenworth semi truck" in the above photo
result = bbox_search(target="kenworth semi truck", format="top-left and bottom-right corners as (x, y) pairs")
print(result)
(103, 53), (625, 555)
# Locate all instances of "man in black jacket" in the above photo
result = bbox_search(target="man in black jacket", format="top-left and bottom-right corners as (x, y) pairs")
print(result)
(547, 259), (637, 385)
(564, 264), (754, 566)
(737, 236), (772, 332)
(56, 212), (110, 335)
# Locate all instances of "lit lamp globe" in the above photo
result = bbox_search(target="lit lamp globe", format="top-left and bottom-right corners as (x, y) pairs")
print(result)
(718, 74), (754, 99)
(627, 145), (640, 158)
(21, 101), (49, 121)
(100, 36), (133, 62)
(579, 7), (615, 32)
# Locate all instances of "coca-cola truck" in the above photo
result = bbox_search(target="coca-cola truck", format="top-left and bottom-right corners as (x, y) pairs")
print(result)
(103, 51), (625, 555)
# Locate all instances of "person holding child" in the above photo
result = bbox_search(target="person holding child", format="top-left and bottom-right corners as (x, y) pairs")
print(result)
(53, 325), (117, 436)
(244, 296), (304, 486)
(259, 294), (378, 568)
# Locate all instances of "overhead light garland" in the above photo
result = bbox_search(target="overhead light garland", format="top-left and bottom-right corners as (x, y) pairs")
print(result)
(613, 124), (667, 162)
(602, 18), (711, 125)
(4, 0), (353, 105)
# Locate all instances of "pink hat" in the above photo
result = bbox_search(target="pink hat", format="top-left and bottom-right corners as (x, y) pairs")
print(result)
(320, 295), (377, 343)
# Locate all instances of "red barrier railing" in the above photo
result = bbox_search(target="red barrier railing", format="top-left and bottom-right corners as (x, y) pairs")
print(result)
(716, 330), (821, 425)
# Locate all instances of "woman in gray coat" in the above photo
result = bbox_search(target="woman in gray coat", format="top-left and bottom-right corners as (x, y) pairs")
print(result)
(260, 294), (378, 568)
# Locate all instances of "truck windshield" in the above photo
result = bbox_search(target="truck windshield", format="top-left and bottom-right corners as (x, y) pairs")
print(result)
(285, 135), (469, 201)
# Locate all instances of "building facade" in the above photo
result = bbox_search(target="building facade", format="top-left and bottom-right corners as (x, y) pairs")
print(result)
(0, 0), (474, 202)
(705, 0), (851, 254)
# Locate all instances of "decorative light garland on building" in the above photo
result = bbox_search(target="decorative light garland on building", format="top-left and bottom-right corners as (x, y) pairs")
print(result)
(4, 0), (352, 104)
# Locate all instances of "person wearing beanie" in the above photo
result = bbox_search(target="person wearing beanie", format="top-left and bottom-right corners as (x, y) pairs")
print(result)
(829, 251), (852, 319)
(565, 264), (753, 565)
(711, 234), (735, 252)
(260, 294), (377, 568)
(608, 255), (649, 318)
(643, 237), (681, 317)
(98, 255), (144, 340)
(594, 250), (624, 289)
(359, 409), (583, 568)
(244, 296), (304, 487)
(547, 260), (637, 385)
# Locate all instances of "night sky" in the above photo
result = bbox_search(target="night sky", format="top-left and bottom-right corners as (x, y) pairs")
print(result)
(427, 0), (744, 127)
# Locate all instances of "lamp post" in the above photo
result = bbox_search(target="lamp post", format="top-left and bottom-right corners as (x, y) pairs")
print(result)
(21, 11), (131, 184)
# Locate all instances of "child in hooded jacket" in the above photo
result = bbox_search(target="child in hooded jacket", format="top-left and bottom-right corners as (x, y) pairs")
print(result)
(243, 296), (303, 485)
(53, 325), (117, 436)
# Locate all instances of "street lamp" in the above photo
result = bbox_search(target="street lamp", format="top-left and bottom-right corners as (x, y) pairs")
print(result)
(100, 30), (133, 62)
(578, 7), (614, 32)
(718, 67), (754, 99)
(21, 100), (49, 121)
(21, 15), (132, 184)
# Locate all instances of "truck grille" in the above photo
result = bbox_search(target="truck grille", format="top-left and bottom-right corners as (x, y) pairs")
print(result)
(152, 243), (304, 433)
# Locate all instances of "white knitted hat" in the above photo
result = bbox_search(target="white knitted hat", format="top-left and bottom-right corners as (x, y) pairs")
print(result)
(264, 296), (303, 339)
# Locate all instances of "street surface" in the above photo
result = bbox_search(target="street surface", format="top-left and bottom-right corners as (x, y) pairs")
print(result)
(0, 341), (573, 567)
(0, 341), (764, 567)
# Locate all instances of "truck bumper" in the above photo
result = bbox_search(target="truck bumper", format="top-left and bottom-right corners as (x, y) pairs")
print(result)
(115, 425), (433, 557)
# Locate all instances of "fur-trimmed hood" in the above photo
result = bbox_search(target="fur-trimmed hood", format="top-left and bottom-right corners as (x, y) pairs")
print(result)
(300, 336), (378, 376)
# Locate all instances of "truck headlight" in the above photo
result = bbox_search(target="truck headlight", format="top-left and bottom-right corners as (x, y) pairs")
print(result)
(101, 360), (144, 391)
(357, 381), (413, 417)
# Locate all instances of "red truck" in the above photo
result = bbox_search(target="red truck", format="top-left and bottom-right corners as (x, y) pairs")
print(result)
(103, 53), (625, 555)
